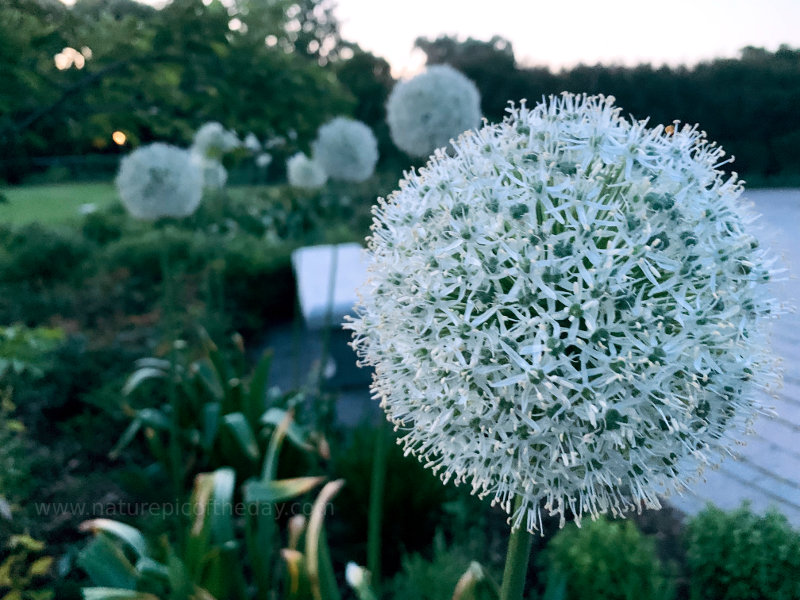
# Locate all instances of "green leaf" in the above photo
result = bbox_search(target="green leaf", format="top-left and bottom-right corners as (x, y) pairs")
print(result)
(243, 477), (325, 504)
(81, 589), (160, 600)
(78, 520), (148, 560)
(261, 408), (313, 452)
(246, 349), (273, 425)
(137, 408), (170, 430)
(201, 402), (221, 451)
(305, 480), (344, 600)
(191, 359), (224, 402)
(122, 367), (166, 396)
(133, 357), (171, 371)
(108, 419), (142, 460)
(78, 534), (139, 588)
(28, 556), (53, 577)
(134, 557), (169, 582)
(185, 473), (215, 579)
(222, 412), (260, 462)
(9, 534), (45, 552)
(209, 468), (236, 544)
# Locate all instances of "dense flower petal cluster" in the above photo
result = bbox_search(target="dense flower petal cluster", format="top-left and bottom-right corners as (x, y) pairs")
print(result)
(191, 121), (241, 159)
(348, 93), (781, 533)
(386, 64), (481, 157)
(116, 143), (203, 220)
(287, 152), (328, 189)
(312, 117), (378, 183)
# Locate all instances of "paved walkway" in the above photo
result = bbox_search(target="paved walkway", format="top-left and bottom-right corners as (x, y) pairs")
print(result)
(666, 189), (800, 525)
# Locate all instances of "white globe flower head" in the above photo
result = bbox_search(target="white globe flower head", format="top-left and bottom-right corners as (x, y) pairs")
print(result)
(312, 117), (378, 183)
(191, 121), (240, 159)
(190, 154), (228, 190)
(255, 152), (273, 168)
(116, 142), (203, 221)
(286, 152), (327, 189)
(386, 64), (481, 158)
(244, 132), (262, 152)
(348, 93), (782, 534)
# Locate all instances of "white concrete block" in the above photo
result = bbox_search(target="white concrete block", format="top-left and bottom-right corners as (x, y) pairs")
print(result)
(291, 243), (369, 330)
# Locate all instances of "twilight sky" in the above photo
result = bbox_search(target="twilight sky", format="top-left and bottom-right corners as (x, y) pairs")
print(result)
(331, 0), (800, 77)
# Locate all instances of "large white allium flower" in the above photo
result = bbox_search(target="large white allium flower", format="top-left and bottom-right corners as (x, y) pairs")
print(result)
(191, 121), (240, 159)
(348, 93), (781, 533)
(287, 152), (328, 189)
(116, 142), (203, 220)
(312, 117), (378, 183)
(386, 64), (481, 158)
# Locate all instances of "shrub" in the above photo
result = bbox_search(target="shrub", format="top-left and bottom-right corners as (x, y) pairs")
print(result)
(541, 516), (673, 600)
(0, 224), (91, 283)
(389, 533), (476, 600)
(686, 503), (800, 600)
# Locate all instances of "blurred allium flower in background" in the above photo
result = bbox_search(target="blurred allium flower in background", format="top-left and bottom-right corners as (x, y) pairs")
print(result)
(386, 64), (481, 158)
(255, 153), (273, 168)
(190, 122), (240, 190)
(286, 152), (328, 189)
(191, 121), (241, 159)
(348, 93), (781, 533)
(244, 132), (262, 153)
(193, 155), (228, 189)
(116, 142), (203, 220)
(312, 117), (378, 183)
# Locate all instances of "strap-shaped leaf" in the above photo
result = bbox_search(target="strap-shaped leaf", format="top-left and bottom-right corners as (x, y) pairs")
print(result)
(191, 359), (224, 402)
(305, 480), (345, 600)
(243, 476), (325, 505)
(201, 403), (221, 451)
(222, 413), (260, 462)
(122, 367), (167, 396)
(210, 468), (236, 544)
(79, 520), (148, 560)
(137, 408), (171, 430)
(78, 533), (139, 589)
(82, 589), (161, 600)
(261, 408), (312, 452)
(132, 357), (171, 371)
(246, 349), (273, 425)
(108, 419), (142, 460)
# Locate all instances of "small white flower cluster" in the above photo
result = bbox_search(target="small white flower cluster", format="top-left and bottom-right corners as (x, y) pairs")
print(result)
(386, 64), (481, 158)
(287, 152), (328, 189)
(312, 117), (378, 183)
(116, 142), (203, 221)
(285, 117), (378, 189)
(190, 122), (242, 189)
(348, 93), (781, 533)
(191, 122), (241, 159)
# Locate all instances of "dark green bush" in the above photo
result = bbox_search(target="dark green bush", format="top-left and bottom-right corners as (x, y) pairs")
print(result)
(330, 424), (452, 579)
(389, 533), (485, 600)
(0, 224), (91, 283)
(686, 503), (800, 600)
(80, 208), (126, 245)
(218, 236), (295, 333)
(541, 516), (673, 600)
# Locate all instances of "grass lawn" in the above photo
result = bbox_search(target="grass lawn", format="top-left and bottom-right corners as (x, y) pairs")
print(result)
(0, 182), (118, 226)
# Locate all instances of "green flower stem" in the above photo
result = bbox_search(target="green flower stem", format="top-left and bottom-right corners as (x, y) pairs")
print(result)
(159, 237), (182, 507)
(499, 497), (534, 600)
(367, 419), (389, 595)
(317, 243), (339, 394)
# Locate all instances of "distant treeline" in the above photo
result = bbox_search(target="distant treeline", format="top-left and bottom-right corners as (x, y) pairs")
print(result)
(417, 37), (800, 185)
(2, 0), (798, 186)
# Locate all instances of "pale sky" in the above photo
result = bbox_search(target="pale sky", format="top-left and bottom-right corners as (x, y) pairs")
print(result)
(332, 0), (800, 77)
